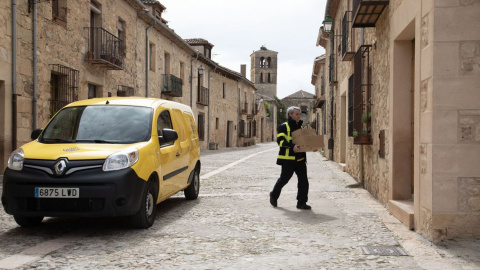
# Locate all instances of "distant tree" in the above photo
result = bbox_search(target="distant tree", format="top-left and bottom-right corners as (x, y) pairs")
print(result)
(264, 101), (270, 117)
(275, 96), (287, 124)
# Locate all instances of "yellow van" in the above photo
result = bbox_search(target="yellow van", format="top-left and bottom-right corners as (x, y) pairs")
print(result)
(1, 97), (200, 228)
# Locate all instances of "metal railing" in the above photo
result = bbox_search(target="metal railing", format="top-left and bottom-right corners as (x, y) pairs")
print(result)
(162, 74), (183, 97)
(197, 86), (209, 106)
(84, 27), (124, 70)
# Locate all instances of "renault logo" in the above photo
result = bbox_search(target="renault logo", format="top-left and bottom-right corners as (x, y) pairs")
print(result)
(54, 159), (68, 175)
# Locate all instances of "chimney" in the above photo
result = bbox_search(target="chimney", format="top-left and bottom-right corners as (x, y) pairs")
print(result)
(240, 64), (246, 77)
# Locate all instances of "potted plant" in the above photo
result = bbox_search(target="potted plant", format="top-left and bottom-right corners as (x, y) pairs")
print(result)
(352, 129), (358, 138)
(359, 129), (370, 144)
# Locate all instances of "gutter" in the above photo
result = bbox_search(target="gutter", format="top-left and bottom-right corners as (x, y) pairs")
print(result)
(11, 0), (17, 150)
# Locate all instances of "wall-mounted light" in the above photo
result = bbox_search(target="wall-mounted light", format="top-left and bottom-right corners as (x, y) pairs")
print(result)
(322, 15), (334, 33)
(198, 65), (204, 76)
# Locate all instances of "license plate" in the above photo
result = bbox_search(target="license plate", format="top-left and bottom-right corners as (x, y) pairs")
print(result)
(35, 187), (79, 198)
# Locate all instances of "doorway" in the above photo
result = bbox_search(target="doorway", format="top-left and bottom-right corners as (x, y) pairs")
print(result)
(340, 94), (346, 163)
(226, 121), (233, 147)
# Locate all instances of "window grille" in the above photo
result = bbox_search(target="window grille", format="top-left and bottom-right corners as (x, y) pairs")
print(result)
(342, 11), (355, 61)
(198, 113), (205, 141)
(239, 120), (245, 137)
(353, 45), (373, 145)
(49, 64), (79, 116)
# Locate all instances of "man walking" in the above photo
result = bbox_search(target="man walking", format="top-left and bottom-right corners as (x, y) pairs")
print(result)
(270, 106), (311, 210)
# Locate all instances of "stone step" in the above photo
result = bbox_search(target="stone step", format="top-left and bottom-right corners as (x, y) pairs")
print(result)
(388, 200), (414, 230)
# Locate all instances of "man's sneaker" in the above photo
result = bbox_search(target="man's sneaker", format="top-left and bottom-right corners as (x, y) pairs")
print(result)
(296, 204), (311, 210)
(269, 192), (277, 207)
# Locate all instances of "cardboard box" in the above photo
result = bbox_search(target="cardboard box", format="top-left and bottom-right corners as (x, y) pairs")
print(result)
(291, 129), (324, 152)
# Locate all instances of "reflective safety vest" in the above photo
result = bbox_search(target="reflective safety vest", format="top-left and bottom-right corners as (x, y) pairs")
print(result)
(277, 122), (295, 161)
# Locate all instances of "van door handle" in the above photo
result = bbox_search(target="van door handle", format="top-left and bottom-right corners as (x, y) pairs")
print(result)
(176, 153), (180, 157)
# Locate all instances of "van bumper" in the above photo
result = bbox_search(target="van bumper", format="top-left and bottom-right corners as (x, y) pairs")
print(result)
(1, 163), (147, 218)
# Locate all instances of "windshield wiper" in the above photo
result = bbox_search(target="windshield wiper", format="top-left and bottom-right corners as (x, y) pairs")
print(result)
(42, 138), (75, 143)
(75, 139), (121, 144)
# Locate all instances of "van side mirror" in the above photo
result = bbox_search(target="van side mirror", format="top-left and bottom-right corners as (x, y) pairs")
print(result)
(159, 128), (178, 144)
(31, 129), (43, 140)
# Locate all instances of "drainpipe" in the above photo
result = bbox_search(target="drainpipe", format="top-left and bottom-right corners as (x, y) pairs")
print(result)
(207, 69), (211, 146)
(190, 51), (199, 107)
(145, 22), (155, 97)
(32, 0), (38, 129)
(11, 0), (17, 150)
(329, 87), (334, 160)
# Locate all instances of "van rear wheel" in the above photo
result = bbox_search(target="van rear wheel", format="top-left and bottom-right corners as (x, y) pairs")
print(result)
(131, 180), (157, 229)
(14, 215), (44, 227)
(184, 169), (199, 200)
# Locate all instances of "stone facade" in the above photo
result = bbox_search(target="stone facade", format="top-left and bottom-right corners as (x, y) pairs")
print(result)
(0, 0), (274, 172)
(281, 90), (316, 129)
(318, 0), (480, 242)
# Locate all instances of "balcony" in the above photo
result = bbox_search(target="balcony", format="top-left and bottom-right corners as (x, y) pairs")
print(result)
(84, 27), (124, 70)
(342, 11), (355, 61)
(352, 0), (389, 28)
(197, 86), (209, 106)
(162, 74), (183, 97)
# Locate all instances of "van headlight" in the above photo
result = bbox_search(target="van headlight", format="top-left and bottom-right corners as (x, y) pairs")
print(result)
(103, 149), (139, 171)
(8, 148), (24, 171)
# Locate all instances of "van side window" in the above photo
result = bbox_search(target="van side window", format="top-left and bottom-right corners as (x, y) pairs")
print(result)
(157, 110), (173, 137)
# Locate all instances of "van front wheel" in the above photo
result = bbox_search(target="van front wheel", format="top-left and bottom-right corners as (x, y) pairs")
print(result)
(131, 180), (157, 229)
(184, 169), (199, 200)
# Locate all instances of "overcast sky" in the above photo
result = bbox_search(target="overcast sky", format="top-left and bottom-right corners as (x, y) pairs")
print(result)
(160, 0), (327, 99)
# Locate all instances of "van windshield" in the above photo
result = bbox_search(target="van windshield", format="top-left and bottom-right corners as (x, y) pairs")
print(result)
(40, 105), (153, 144)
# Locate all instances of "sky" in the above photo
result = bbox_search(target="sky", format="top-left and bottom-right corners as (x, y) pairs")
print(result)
(160, 0), (327, 99)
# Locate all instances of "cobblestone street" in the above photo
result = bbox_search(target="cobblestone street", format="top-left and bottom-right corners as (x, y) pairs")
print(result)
(0, 142), (479, 269)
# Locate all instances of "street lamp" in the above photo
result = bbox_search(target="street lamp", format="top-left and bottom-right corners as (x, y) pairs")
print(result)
(322, 15), (334, 33)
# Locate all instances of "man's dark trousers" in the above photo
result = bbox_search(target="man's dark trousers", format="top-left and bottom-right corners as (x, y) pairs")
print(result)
(271, 161), (309, 204)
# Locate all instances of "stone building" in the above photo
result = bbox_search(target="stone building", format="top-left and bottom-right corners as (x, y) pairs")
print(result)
(281, 90), (316, 128)
(316, 0), (480, 242)
(250, 46), (279, 144)
(0, 0), (271, 172)
(311, 55), (330, 157)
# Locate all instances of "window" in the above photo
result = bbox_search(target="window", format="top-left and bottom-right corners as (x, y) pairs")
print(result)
(348, 74), (354, 136)
(253, 120), (257, 137)
(239, 120), (245, 137)
(52, 0), (67, 26)
(157, 110), (173, 145)
(266, 57), (271, 68)
(149, 43), (155, 71)
(260, 72), (264, 83)
(223, 83), (226, 98)
(267, 73), (271, 83)
(49, 65), (78, 115)
(198, 113), (205, 141)
(117, 85), (134, 97)
(180, 62), (185, 84)
(88, 84), (98, 99)
(260, 57), (265, 67)
(118, 19), (126, 57)
(164, 52), (170, 74)
(301, 105), (307, 114)
(216, 118), (219, 130)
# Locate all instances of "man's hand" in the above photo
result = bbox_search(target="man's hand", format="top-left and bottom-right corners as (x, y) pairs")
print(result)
(293, 145), (301, 153)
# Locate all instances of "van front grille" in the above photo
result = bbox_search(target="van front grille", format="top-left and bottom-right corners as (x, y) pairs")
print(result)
(17, 197), (105, 212)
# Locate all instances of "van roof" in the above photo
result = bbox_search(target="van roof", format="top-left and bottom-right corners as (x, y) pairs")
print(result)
(65, 97), (192, 111)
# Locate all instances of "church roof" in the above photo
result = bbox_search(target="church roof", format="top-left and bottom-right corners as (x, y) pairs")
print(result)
(283, 90), (315, 99)
(252, 45), (278, 54)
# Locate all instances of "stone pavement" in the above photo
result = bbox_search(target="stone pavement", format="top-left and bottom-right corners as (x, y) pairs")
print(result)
(0, 142), (478, 269)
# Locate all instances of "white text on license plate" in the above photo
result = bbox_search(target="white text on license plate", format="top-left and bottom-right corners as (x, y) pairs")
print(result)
(35, 187), (79, 198)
